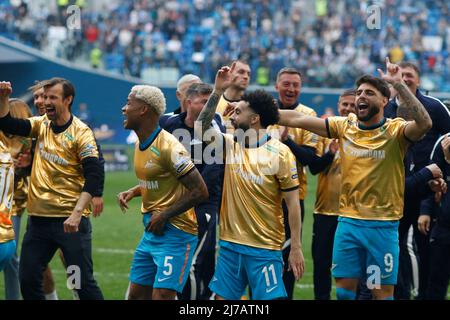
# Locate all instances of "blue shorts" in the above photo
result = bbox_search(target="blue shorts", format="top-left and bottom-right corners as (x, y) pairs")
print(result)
(129, 214), (198, 293)
(332, 217), (399, 286)
(0, 240), (16, 271)
(209, 241), (286, 300)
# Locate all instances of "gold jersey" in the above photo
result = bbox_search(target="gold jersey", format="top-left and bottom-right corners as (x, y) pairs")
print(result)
(0, 132), (31, 216)
(314, 137), (341, 216)
(220, 134), (299, 250)
(216, 95), (239, 135)
(27, 115), (99, 217)
(134, 129), (198, 235)
(269, 103), (319, 200)
(0, 140), (15, 243)
(326, 113), (409, 220)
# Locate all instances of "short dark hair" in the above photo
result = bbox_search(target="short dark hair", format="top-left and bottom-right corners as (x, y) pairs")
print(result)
(229, 59), (250, 68)
(355, 75), (390, 100)
(340, 88), (356, 98)
(41, 77), (76, 107)
(399, 62), (420, 77)
(276, 67), (302, 83)
(185, 83), (213, 100)
(241, 90), (279, 128)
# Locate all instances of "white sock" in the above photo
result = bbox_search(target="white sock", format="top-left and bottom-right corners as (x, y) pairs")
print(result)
(125, 282), (131, 300)
(45, 290), (58, 300)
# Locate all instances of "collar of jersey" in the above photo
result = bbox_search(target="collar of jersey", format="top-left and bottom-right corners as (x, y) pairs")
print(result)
(358, 117), (386, 130)
(51, 114), (73, 134)
(278, 100), (299, 110)
(139, 126), (162, 151)
(222, 94), (242, 103)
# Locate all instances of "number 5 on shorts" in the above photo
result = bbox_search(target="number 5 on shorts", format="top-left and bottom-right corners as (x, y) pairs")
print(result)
(163, 256), (173, 276)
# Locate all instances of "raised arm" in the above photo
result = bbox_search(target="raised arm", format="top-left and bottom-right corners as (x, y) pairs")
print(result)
(0, 81), (32, 136)
(278, 110), (329, 137)
(378, 58), (432, 141)
(195, 65), (234, 142)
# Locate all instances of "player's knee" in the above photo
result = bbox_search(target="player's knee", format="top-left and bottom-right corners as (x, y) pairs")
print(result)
(336, 288), (356, 300)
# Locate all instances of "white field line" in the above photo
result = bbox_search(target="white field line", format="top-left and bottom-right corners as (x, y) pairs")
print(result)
(95, 247), (134, 254)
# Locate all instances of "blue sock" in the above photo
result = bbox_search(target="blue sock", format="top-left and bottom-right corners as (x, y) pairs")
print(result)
(383, 296), (394, 300)
(336, 288), (356, 300)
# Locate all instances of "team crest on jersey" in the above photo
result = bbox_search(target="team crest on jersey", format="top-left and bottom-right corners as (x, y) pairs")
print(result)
(64, 132), (75, 142)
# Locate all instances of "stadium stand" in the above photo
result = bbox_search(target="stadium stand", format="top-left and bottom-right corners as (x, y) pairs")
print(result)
(0, 0), (449, 90)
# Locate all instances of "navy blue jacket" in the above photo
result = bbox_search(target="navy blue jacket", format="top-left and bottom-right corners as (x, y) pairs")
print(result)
(160, 112), (225, 210)
(421, 134), (450, 233)
(385, 90), (450, 218)
(384, 89), (450, 170)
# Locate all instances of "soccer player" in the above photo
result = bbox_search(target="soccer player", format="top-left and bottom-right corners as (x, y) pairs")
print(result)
(196, 65), (305, 300)
(310, 89), (355, 300)
(384, 62), (450, 300)
(1, 99), (31, 300)
(117, 85), (208, 300)
(0, 78), (104, 300)
(161, 83), (225, 300)
(272, 67), (320, 299)
(215, 60), (250, 133)
(418, 134), (450, 300)
(276, 58), (432, 300)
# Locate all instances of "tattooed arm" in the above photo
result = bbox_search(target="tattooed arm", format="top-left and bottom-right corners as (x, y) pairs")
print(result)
(195, 64), (235, 142)
(395, 82), (432, 141)
(378, 58), (432, 141)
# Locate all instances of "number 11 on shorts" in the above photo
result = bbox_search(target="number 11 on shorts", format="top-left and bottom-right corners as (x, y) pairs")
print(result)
(262, 264), (278, 287)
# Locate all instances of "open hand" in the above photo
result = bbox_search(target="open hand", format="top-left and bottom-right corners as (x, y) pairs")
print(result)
(377, 57), (403, 85)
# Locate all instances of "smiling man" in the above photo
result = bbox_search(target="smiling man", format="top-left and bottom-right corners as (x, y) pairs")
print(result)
(271, 67), (320, 299)
(117, 85), (208, 300)
(0, 78), (104, 300)
(195, 65), (305, 301)
(275, 58), (432, 300)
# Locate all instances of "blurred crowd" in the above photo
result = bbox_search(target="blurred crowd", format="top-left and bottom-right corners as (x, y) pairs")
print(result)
(1, 0), (450, 90)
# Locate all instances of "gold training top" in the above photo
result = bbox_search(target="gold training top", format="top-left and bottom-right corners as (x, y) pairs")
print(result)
(216, 95), (238, 135)
(220, 134), (299, 250)
(0, 140), (15, 243)
(27, 115), (99, 217)
(314, 137), (341, 216)
(269, 103), (319, 200)
(134, 129), (197, 235)
(0, 132), (31, 217)
(326, 114), (409, 220)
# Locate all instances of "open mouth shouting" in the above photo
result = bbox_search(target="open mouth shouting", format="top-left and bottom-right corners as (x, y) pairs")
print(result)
(45, 105), (56, 118)
(356, 101), (369, 117)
